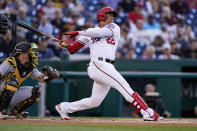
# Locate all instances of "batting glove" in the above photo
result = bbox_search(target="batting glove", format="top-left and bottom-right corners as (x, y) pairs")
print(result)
(60, 40), (68, 48)
(63, 31), (79, 37)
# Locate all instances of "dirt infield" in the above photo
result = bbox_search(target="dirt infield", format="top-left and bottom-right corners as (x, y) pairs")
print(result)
(1, 117), (197, 126)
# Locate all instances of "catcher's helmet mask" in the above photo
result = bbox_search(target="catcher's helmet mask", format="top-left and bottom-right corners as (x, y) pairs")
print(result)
(97, 7), (117, 21)
(13, 42), (39, 65)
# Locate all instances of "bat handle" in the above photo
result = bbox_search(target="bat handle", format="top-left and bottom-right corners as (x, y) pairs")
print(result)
(62, 32), (69, 35)
(53, 37), (60, 42)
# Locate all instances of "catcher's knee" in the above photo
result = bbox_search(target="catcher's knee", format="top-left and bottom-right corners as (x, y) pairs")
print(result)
(31, 86), (41, 101)
(0, 88), (15, 111)
(0, 77), (19, 110)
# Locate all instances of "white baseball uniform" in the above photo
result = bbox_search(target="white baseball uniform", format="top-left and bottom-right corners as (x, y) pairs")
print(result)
(60, 23), (138, 114)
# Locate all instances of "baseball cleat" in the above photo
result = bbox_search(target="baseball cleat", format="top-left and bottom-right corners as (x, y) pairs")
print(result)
(142, 108), (163, 121)
(8, 112), (29, 119)
(55, 104), (71, 120)
(143, 111), (164, 121)
(0, 110), (29, 120)
(153, 111), (164, 121)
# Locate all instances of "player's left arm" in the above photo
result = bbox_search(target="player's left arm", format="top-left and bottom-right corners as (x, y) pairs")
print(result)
(78, 25), (114, 37)
(66, 23), (115, 38)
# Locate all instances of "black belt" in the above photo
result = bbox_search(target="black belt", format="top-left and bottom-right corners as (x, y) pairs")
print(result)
(98, 57), (115, 65)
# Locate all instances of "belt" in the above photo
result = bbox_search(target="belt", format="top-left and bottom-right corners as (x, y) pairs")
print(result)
(98, 57), (115, 65)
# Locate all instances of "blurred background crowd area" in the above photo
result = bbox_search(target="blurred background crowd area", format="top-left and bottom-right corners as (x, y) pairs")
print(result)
(1, 0), (197, 60)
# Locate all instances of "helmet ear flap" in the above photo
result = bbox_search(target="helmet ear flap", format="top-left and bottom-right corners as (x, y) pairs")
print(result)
(97, 14), (108, 21)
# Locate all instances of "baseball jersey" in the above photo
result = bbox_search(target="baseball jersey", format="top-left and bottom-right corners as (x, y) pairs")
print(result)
(78, 23), (120, 60)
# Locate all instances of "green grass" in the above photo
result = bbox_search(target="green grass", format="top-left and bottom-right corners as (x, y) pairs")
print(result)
(0, 124), (197, 131)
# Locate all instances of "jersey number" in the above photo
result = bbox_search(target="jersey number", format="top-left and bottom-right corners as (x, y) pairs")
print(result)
(106, 37), (115, 45)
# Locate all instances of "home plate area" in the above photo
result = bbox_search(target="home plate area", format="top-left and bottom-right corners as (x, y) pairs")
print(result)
(1, 117), (197, 126)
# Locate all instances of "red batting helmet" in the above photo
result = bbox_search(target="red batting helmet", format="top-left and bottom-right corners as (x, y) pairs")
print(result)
(97, 7), (117, 21)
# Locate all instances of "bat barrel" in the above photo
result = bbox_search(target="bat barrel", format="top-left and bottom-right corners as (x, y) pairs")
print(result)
(17, 21), (60, 42)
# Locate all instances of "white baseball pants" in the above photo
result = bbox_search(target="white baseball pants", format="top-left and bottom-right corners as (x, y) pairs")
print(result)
(60, 60), (135, 113)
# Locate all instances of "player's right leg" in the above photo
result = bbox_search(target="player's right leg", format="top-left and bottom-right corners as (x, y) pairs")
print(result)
(56, 81), (110, 120)
(91, 61), (163, 121)
(130, 92), (163, 121)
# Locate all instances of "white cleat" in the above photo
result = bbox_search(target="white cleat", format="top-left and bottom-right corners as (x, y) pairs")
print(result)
(143, 115), (154, 121)
(55, 104), (71, 120)
(143, 112), (164, 121)
(156, 116), (164, 121)
(142, 108), (164, 121)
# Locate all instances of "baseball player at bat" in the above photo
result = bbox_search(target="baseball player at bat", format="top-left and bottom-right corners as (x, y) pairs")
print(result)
(0, 41), (60, 119)
(57, 7), (163, 121)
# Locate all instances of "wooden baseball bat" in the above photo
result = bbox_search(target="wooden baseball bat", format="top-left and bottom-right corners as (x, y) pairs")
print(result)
(62, 32), (69, 35)
(17, 21), (61, 42)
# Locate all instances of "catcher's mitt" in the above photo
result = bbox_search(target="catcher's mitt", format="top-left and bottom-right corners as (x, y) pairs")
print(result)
(42, 66), (60, 82)
(0, 15), (10, 35)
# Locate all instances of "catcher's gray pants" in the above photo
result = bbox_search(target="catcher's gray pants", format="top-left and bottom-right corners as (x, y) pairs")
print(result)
(0, 86), (33, 106)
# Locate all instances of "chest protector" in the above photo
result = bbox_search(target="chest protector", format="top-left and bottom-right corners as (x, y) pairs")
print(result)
(5, 57), (35, 88)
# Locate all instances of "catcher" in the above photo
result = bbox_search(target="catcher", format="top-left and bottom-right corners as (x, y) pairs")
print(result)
(0, 42), (59, 119)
